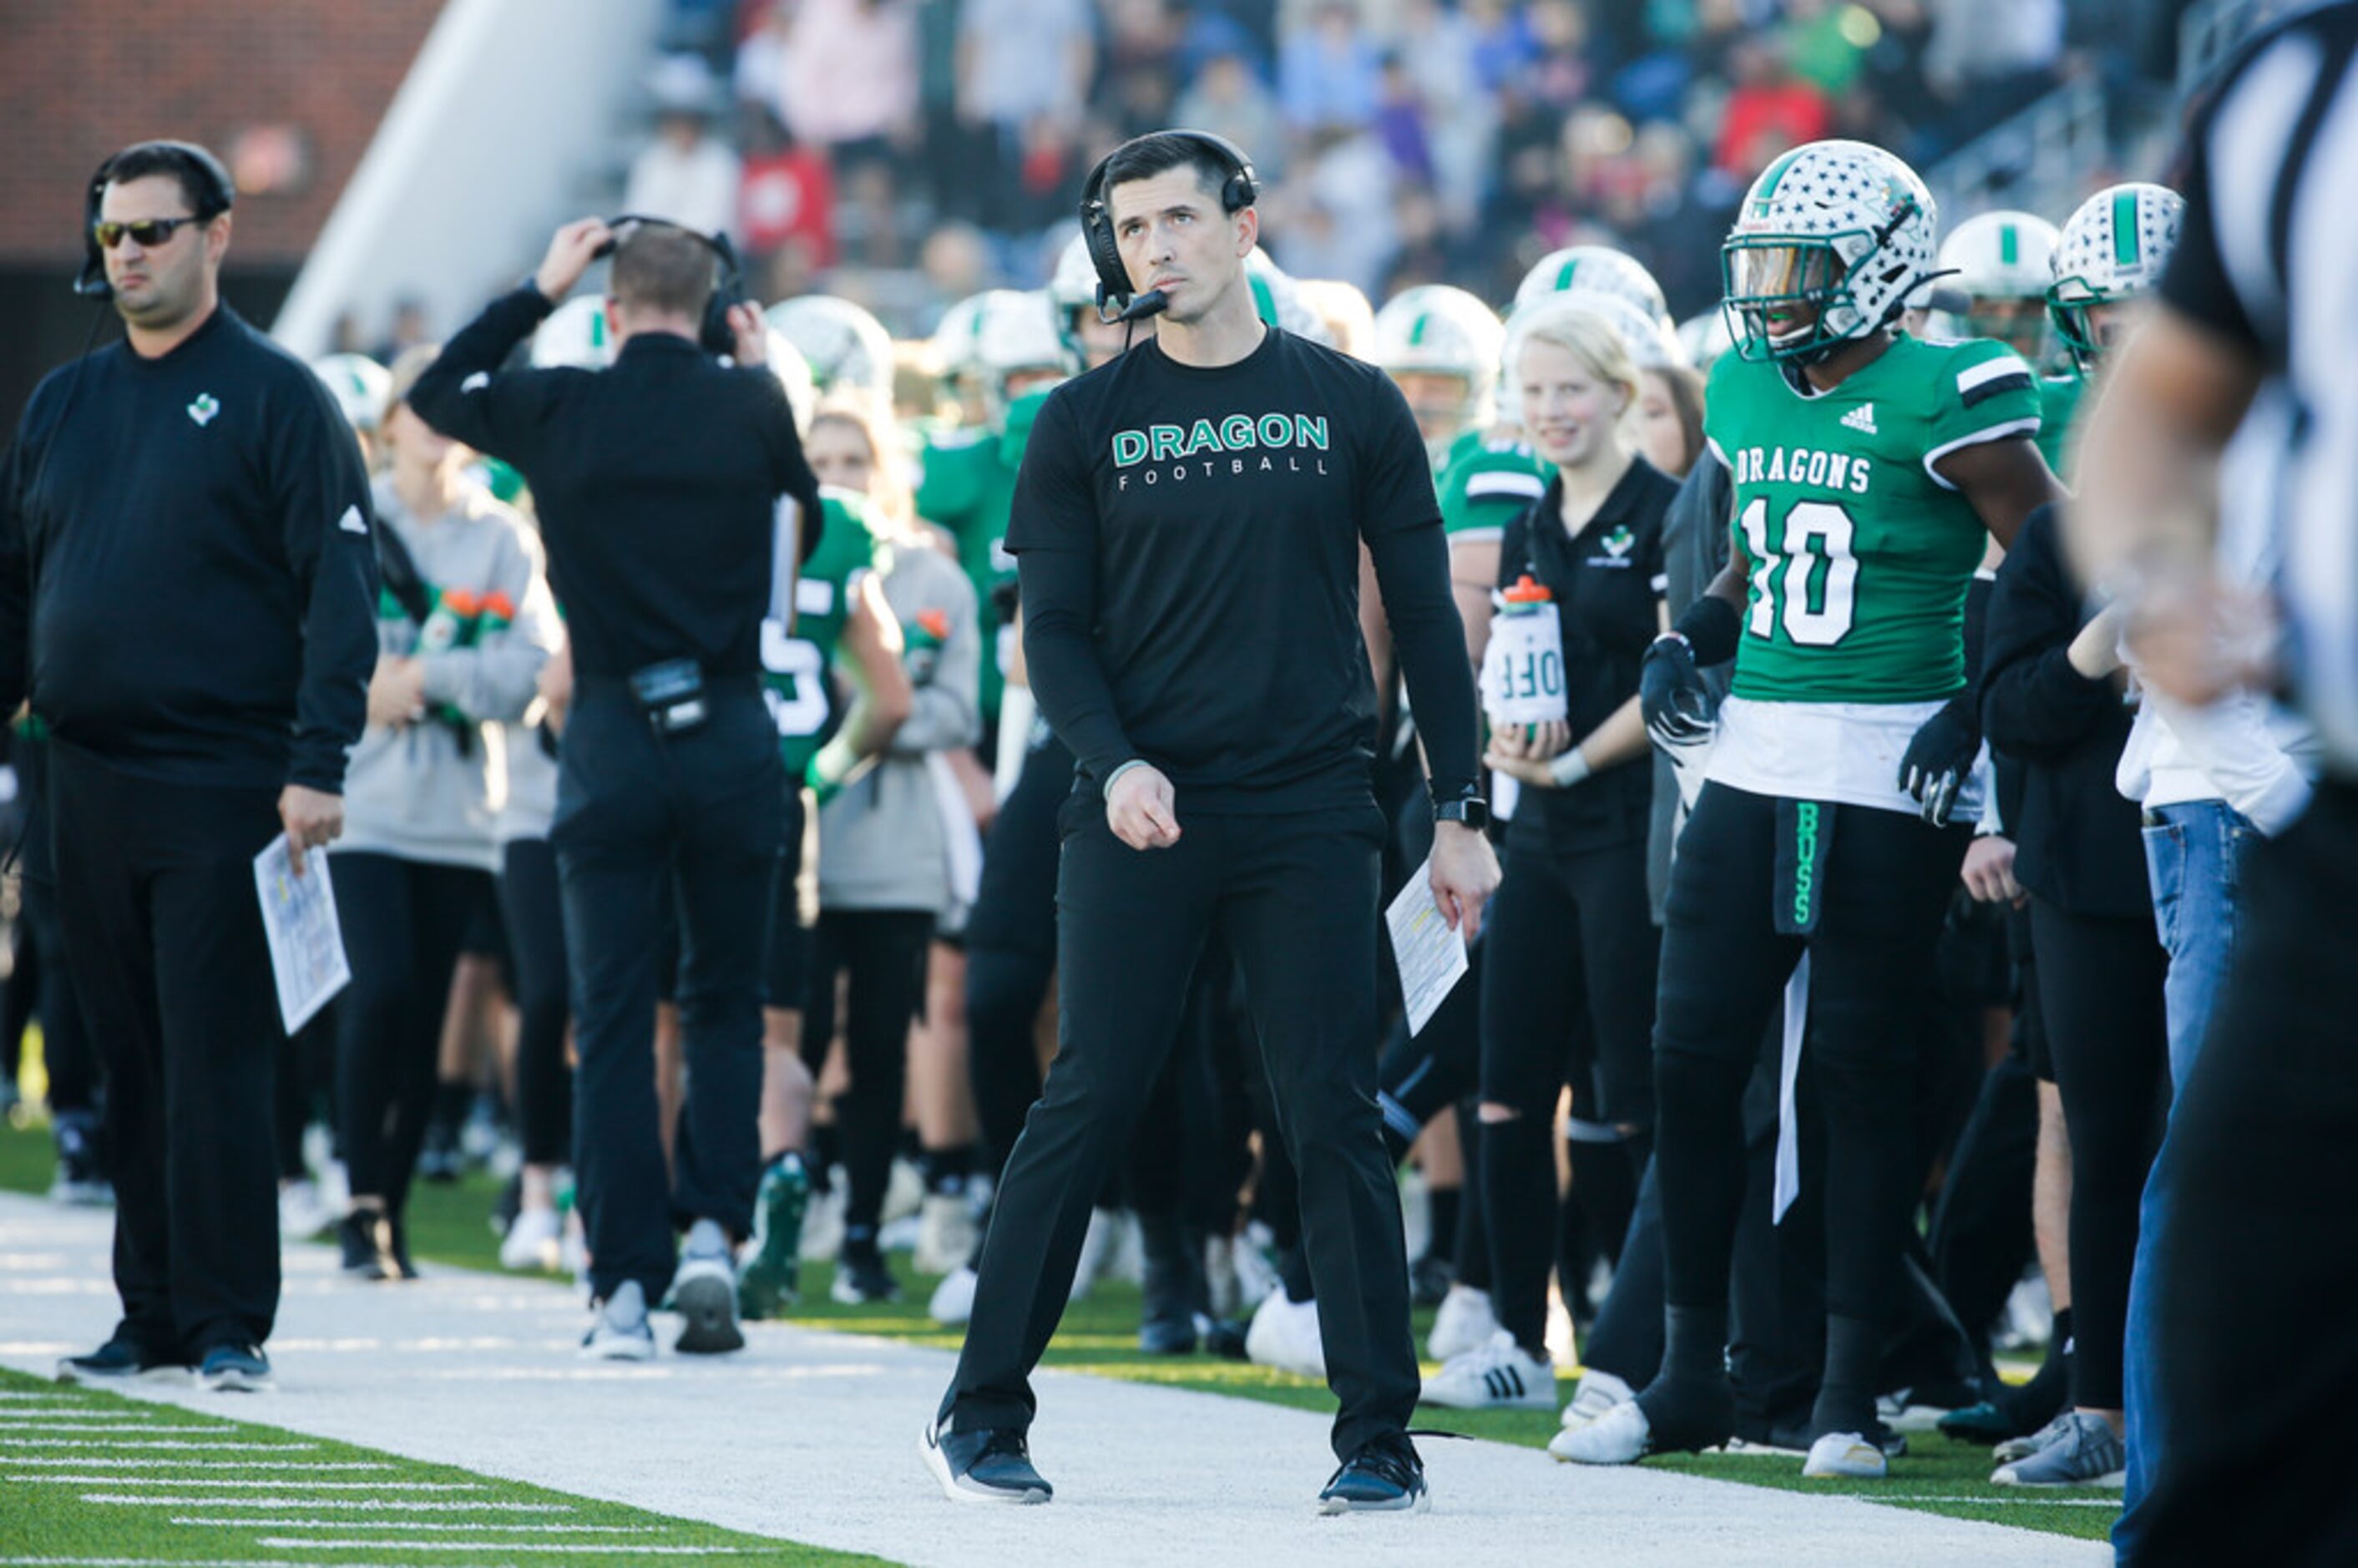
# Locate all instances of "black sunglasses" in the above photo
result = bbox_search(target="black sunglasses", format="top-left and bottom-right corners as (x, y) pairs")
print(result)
(93, 215), (207, 250)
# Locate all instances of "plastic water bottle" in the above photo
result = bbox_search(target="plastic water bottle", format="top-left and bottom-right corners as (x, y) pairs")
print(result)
(1483, 574), (1568, 727)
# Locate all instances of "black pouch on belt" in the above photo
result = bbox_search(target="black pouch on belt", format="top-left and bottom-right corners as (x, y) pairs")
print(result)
(629, 657), (710, 735)
(1773, 798), (1836, 937)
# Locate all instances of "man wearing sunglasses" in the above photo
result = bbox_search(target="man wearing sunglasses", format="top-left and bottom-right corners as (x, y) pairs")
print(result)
(0, 139), (381, 1393)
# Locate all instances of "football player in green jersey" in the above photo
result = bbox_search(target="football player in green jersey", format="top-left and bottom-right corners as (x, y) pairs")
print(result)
(739, 467), (913, 1318)
(2041, 183), (2187, 480)
(1560, 139), (2062, 1481)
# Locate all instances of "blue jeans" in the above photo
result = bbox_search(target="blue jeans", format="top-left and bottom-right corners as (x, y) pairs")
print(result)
(2117, 800), (2262, 1558)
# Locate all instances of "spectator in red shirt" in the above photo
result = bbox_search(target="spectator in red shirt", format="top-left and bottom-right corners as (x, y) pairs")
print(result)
(1713, 37), (1831, 180)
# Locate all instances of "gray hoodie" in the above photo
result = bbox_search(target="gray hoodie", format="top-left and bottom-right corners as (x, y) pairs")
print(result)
(817, 539), (981, 914)
(336, 475), (560, 871)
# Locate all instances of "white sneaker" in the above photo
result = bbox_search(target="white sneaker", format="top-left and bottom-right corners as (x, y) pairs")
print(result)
(1560, 1368), (1634, 1431)
(668, 1232), (744, 1358)
(1244, 1290), (1326, 1379)
(914, 1193), (979, 1277)
(1426, 1283), (1502, 1362)
(581, 1280), (655, 1361)
(929, 1265), (979, 1326)
(1420, 1331), (1555, 1410)
(1551, 1396), (1651, 1464)
(499, 1208), (563, 1272)
(1802, 1430), (1889, 1479)
(799, 1183), (846, 1264)
(277, 1180), (333, 1239)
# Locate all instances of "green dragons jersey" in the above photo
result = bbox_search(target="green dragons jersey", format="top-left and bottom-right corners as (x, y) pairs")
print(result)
(763, 488), (878, 781)
(2037, 372), (2085, 480)
(1705, 334), (2042, 705)
(1435, 427), (1551, 544)
(914, 387), (1050, 723)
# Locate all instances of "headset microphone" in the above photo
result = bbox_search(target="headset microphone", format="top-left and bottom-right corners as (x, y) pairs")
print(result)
(1107, 289), (1168, 325)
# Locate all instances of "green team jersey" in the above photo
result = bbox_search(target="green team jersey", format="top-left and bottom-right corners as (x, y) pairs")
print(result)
(1704, 334), (2042, 706)
(1435, 427), (1551, 544)
(914, 385), (1051, 724)
(2037, 372), (2085, 480)
(763, 489), (879, 781)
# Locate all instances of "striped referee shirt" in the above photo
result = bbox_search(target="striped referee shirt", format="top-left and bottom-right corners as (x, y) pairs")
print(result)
(2163, 0), (2358, 772)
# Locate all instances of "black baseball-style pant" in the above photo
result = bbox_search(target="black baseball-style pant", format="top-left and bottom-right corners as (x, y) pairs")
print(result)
(48, 741), (284, 1355)
(2120, 781), (2358, 1565)
(1651, 781), (1966, 1437)
(944, 797), (1419, 1461)
(554, 685), (782, 1305)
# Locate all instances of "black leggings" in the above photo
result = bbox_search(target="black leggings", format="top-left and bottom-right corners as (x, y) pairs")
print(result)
(499, 837), (572, 1167)
(803, 908), (934, 1253)
(1479, 835), (1659, 1353)
(964, 737), (1067, 1176)
(332, 853), (490, 1208)
(2027, 896), (2167, 1411)
(1652, 784), (1964, 1424)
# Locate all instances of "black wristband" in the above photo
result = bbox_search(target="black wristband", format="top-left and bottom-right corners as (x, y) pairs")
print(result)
(1672, 594), (1741, 667)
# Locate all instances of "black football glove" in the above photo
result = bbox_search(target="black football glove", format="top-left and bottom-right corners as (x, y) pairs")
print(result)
(1641, 633), (1716, 747)
(1898, 695), (1980, 827)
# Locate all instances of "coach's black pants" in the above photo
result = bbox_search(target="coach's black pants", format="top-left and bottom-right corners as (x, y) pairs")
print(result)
(2121, 781), (2358, 1565)
(944, 797), (1418, 1460)
(48, 742), (283, 1355)
(554, 687), (782, 1304)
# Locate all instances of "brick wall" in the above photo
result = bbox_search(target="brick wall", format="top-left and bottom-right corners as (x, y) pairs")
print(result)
(0, 0), (448, 265)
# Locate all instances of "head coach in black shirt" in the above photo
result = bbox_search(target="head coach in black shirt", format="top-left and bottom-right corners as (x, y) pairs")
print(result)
(409, 217), (820, 1361)
(0, 140), (381, 1392)
(922, 130), (1500, 1514)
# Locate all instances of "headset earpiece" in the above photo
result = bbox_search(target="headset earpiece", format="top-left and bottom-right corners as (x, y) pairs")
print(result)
(600, 215), (744, 357)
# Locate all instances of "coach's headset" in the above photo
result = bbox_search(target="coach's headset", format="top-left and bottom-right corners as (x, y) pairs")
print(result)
(593, 215), (746, 357)
(1078, 129), (1259, 321)
(76, 139), (236, 299)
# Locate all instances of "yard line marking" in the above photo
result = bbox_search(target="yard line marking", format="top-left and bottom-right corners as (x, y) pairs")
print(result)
(0, 1421), (195, 1433)
(0, 1439), (319, 1450)
(259, 1544), (728, 1555)
(180, 1521), (651, 1533)
(85, 1497), (564, 1510)
(1874, 1495), (2123, 1508)
(8, 1475), (480, 1489)
(0, 1407), (165, 1419)
(12, 1458), (391, 1470)
(0, 1558), (459, 1567)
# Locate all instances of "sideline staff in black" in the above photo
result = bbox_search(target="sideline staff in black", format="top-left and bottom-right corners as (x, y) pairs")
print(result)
(923, 131), (1499, 1513)
(412, 219), (820, 1360)
(0, 140), (380, 1391)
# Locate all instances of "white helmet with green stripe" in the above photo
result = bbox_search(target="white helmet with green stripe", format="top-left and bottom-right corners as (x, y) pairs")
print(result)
(1373, 285), (1506, 427)
(1512, 245), (1671, 327)
(764, 295), (895, 407)
(2047, 182), (2184, 371)
(1245, 249), (1334, 345)
(309, 352), (392, 431)
(529, 297), (615, 369)
(1721, 139), (1938, 364)
(1940, 211), (2060, 302)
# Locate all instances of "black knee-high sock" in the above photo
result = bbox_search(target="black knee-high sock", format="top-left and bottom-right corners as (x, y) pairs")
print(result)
(1812, 1313), (1883, 1437)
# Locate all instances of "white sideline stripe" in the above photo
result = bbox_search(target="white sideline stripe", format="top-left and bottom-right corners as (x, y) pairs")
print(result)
(0, 1421), (192, 1432)
(258, 1543), (726, 1555)
(88, 1497), (564, 1510)
(1876, 1495), (2123, 1508)
(180, 1521), (652, 1533)
(9, 1476), (480, 1489)
(0, 1439), (318, 1449)
(0, 1407), (164, 1418)
(12, 1459), (391, 1470)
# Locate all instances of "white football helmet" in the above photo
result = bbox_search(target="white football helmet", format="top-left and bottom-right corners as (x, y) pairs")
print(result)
(1933, 210), (2060, 356)
(931, 291), (999, 390)
(310, 353), (392, 432)
(1720, 139), (1938, 363)
(2048, 183), (2185, 371)
(764, 295), (895, 407)
(530, 297), (615, 369)
(1513, 245), (1672, 328)
(1050, 232), (1100, 318)
(764, 330), (816, 434)
(1373, 286), (1508, 432)
(975, 289), (1075, 427)
(1245, 249), (1334, 344)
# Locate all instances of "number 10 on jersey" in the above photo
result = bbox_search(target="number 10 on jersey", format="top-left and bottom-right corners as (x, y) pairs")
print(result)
(1739, 497), (1858, 646)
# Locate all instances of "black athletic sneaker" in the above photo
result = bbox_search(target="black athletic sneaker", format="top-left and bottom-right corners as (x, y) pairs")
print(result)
(919, 1421), (1052, 1504)
(198, 1343), (272, 1392)
(56, 1334), (190, 1385)
(338, 1211), (391, 1280)
(1318, 1436), (1428, 1515)
(830, 1250), (902, 1306)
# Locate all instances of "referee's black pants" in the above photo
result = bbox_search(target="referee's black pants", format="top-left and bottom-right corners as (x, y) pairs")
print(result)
(554, 686), (782, 1305)
(944, 796), (1419, 1461)
(2121, 781), (2358, 1566)
(48, 741), (284, 1356)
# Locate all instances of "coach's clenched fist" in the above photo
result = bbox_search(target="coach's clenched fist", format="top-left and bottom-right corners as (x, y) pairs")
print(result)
(1105, 761), (1182, 850)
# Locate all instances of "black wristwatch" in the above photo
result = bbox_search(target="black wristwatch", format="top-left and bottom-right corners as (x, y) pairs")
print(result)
(1433, 790), (1490, 832)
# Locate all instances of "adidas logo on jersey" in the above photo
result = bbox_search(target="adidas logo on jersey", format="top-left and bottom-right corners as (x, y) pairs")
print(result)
(1840, 403), (1878, 435)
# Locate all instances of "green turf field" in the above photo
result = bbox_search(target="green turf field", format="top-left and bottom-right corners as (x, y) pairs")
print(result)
(0, 1365), (876, 1565)
(0, 1117), (2117, 1544)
